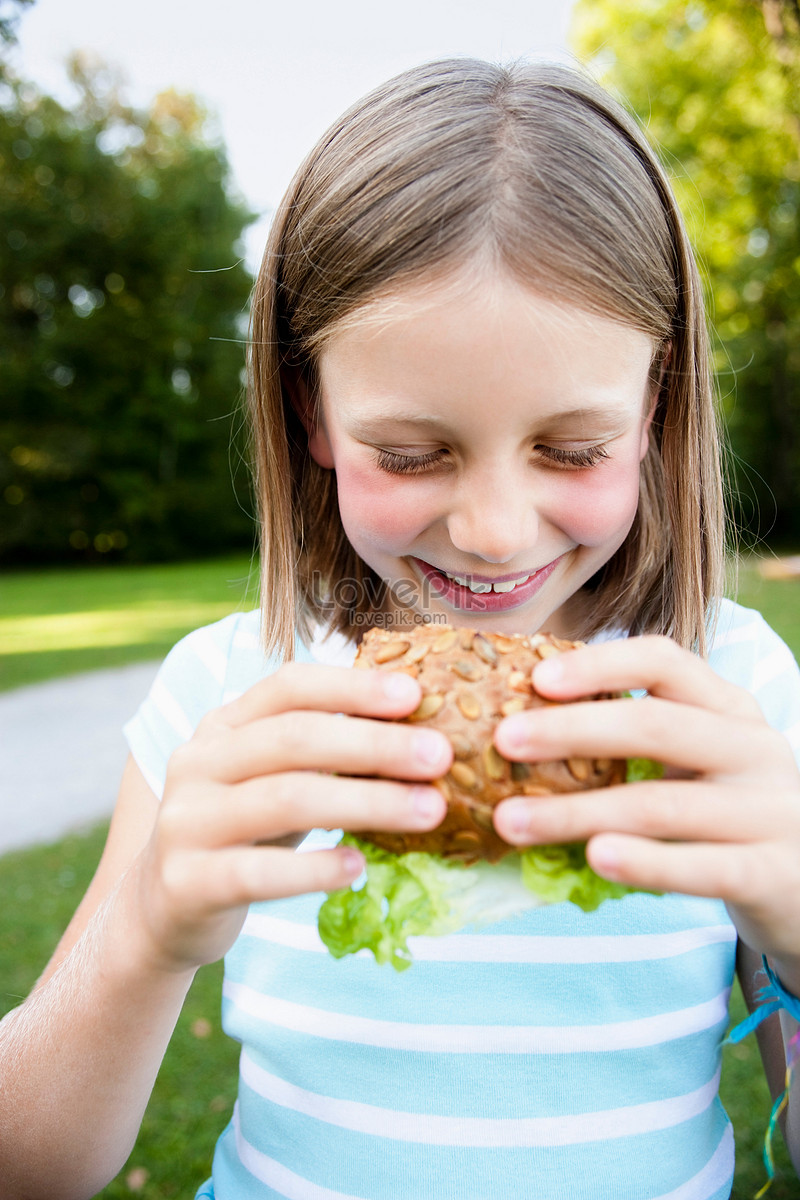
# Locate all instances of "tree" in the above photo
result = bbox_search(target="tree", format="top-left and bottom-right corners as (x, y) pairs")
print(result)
(0, 0), (33, 51)
(0, 56), (256, 562)
(571, 0), (800, 545)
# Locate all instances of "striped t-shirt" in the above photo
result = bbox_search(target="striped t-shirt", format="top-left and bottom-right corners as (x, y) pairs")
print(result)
(124, 599), (800, 1200)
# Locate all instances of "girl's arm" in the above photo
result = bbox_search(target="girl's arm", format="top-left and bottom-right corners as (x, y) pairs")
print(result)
(0, 758), (193, 1200)
(0, 663), (451, 1200)
(492, 634), (800, 1175)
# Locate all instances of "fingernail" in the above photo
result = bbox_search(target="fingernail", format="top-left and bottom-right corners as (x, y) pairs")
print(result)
(413, 728), (447, 766)
(590, 839), (622, 879)
(533, 656), (564, 687)
(381, 673), (419, 701)
(498, 799), (529, 837)
(411, 786), (443, 820)
(498, 714), (529, 750)
(341, 847), (365, 877)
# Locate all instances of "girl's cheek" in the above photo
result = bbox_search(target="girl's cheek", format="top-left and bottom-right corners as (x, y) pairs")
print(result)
(550, 459), (642, 546)
(334, 462), (435, 550)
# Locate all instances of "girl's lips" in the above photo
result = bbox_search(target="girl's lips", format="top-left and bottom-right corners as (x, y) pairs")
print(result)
(413, 556), (564, 613)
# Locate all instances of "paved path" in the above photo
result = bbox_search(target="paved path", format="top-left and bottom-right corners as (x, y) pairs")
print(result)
(0, 662), (160, 856)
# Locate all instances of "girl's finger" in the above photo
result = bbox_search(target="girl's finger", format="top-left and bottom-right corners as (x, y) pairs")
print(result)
(494, 693), (782, 779)
(187, 709), (453, 784)
(493, 779), (788, 848)
(585, 832), (776, 906)
(171, 843), (367, 913)
(529, 635), (763, 721)
(217, 662), (422, 729)
(164, 773), (447, 848)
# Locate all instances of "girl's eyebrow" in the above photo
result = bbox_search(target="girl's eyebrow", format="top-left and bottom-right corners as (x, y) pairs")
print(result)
(348, 412), (451, 435)
(348, 403), (638, 436)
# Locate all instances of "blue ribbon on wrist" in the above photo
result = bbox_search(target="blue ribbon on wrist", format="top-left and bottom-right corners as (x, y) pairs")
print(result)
(725, 956), (800, 1197)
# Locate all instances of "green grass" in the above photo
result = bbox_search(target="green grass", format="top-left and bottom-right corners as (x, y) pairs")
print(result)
(733, 557), (800, 657)
(0, 825), (240, 1198)
(0, 554), (259, 691)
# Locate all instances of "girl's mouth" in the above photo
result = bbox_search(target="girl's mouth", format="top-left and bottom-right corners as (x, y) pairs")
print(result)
(412, 556), (564, 614)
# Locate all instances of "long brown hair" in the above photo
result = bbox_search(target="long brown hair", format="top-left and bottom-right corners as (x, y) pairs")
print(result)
(247, 58), (725, 659)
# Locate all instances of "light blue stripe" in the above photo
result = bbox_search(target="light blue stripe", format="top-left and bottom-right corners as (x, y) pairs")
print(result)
(220, 1000), (726, 1118)
(225, 932), (735, 1028)
(231, 1074), (732, 1200)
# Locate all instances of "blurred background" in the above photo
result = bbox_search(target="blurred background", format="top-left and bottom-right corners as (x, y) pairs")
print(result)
(1, 6), (799, 1193)
(3, 0), (799, 577)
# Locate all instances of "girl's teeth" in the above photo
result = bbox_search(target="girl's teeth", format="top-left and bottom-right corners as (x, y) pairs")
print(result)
(443, 571), (531, 594)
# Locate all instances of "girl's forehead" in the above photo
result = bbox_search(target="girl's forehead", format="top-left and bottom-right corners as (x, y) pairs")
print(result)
(321, 266), (653, 349)
(318, 270), (655, 400)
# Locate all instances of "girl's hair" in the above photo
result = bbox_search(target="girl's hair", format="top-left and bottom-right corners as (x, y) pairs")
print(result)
(247, 58), (725, 659)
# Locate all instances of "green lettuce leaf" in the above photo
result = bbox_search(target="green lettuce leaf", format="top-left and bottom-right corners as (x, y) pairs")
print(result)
(626, 757), (665, 782)
(519, 843), (634, 911)
(318, 835), (646, 971)
(318, 757), (665, 970)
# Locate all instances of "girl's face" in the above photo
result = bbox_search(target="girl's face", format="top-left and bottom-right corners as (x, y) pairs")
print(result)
(309, 272), (656, 638)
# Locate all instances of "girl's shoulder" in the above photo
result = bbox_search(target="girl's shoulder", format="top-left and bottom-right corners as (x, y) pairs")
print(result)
(123, 611), (333, 798)
(707, 596), (797, 674)
(707, 596), (800, 757)
(146, 609), (276, 713)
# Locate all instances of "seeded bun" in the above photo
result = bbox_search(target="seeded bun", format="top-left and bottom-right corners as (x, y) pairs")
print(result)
(355, 624), (625, 864)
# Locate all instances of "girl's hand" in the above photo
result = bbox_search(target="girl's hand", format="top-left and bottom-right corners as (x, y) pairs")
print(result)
(133, 662), (451, 972)
(492, 636), (800, 966)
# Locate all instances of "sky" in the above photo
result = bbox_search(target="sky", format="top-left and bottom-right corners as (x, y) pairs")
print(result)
(11, 0), (576, 267)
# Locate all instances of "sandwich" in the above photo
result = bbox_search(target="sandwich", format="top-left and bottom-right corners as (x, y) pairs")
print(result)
(317, 624), (661, 969)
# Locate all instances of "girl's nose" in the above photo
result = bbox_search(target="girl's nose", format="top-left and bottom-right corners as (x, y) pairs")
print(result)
(446, 473), (539, 564)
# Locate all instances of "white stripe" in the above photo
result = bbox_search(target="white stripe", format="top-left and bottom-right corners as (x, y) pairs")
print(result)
(239, 1051), (721, 1146)
(240, 910), (736, 963)
(149, 675), (193, 741)
(225, 981), (730, 1054)
(709, 614), (760, 650)
(752, 645), (793, 693)
(233, 627), (261, 651)
(651, 1125), (734, 1200)
(309, 627), (357, 667)
(192, 633), (229, 685)
(233, 1104), (365, 1200)
(233, 1109), (734, 1200)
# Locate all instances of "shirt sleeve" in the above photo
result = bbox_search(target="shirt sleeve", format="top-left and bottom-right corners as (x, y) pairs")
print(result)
(709, 599), (800, 767)
(123, 612), (251, 799)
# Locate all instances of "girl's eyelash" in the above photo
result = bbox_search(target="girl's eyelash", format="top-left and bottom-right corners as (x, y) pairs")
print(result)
(537, 444), (610, 468)
(375, 443), (610, 475)
(375, 448), (447, 474)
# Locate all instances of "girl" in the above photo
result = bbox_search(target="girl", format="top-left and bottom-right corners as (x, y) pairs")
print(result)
(2, 58), (800, 1200)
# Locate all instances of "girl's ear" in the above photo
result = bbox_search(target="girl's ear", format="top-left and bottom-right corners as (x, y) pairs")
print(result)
(283, 366), (335, 469)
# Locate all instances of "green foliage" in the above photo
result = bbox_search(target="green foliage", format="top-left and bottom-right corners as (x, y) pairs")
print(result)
(570, 0), (800, 545)
(0, 0), (33, 50)
(0, 58), (257, 564)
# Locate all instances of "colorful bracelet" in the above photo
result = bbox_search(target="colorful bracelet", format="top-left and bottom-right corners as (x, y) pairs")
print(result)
(726, 956), (800, 1197)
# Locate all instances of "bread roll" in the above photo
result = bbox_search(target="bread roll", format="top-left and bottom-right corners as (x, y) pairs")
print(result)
(355, 624), (625, 863)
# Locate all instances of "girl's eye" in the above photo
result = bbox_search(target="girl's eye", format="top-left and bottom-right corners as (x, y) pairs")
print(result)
(536, 444), (610, 469)
(375, 444), (609, 474)
(375, 448), (448, 475)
